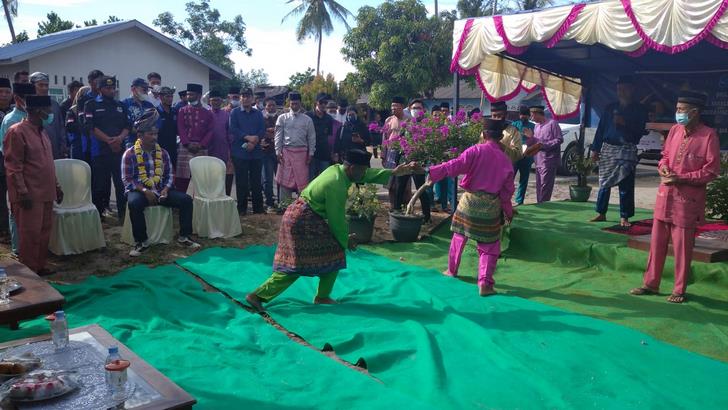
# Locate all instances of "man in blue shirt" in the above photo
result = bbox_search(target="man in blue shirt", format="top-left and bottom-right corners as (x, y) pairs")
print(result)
(590, 76), (647, 227)
(511, 105), (536, 205)
(76, 70), (105, 164)
(122, 78), (155, 148)
(229, 88), (266, 214)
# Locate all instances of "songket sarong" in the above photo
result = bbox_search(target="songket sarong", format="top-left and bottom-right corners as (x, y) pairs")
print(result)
(273, 198), (346, 276)
(598, 142), (638, 189)
(275, 147), (310, 191)
(451, 191), (502, 243)
(175, 145), (208, 180)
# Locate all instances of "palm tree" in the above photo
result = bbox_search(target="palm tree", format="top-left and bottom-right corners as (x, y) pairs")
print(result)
(2, 0), (17, 43)
(518, 0), (553, 11)
(282, 0), (353, 76)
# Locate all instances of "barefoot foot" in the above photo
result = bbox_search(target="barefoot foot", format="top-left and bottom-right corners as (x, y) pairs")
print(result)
(667, 293), (686, 304)
(314, 297), (338, 305)
(620, 218), (631, 227)
(442, 269), (456, 278)
(245, 293), (266, 312)
(589, 214), (606, 222)
(479, 286), (497, 297)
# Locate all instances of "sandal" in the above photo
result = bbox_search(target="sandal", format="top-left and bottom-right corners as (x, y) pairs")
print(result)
(667, 293), (686, 304)
(629, 287), (658, 296)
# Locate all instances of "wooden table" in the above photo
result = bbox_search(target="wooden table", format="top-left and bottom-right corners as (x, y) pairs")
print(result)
(628, 234), (728, 263)
(0, 259), (65, 329)
(0, 324), (196, 410)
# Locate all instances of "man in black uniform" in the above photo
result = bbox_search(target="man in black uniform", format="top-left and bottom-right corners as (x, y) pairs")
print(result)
(84, 76), (131, 220)
(75, 70), (104, 164)
(156, 86), (178, 169)
(306, 92), (334, 179)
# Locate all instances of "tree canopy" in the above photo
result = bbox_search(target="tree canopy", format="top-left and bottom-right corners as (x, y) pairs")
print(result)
(341, 0), (453, 110)
(154, 0), (251, 74)
(37, 12), (74, 37)
(287, 68), (316, 91)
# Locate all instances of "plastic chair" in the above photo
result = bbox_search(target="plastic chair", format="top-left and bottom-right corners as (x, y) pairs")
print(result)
(189, 156), (242, 238)
(121, 204), (174, 245)
(49, 159), (106, 255)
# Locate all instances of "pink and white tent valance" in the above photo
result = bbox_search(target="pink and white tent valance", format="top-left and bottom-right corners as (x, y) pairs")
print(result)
(451, 0), (728, 119)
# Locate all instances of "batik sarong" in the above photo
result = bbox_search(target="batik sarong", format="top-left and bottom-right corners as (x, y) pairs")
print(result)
(599, 142), (638, 189)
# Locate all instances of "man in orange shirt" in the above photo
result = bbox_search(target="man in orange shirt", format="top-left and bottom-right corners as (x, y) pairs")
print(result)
(630, 91), (720, 303)
(3, 95), (64, 274)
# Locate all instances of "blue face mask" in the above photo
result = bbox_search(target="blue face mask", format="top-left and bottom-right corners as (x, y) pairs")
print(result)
(675, 112), (690, 125)
(42, 113), (54, 126)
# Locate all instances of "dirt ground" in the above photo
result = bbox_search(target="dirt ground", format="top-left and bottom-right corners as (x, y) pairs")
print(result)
(0, 165), (660, 284)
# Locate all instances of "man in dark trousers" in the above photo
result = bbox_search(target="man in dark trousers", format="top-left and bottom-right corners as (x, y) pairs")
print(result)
(307, 92), (334, 179)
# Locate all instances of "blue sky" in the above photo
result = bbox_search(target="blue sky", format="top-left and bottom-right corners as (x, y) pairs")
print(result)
(1, 0), (460, 84)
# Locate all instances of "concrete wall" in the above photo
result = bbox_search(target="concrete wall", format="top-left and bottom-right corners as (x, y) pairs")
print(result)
(28, 27), (210, 102)
(0, 61), (30, 82)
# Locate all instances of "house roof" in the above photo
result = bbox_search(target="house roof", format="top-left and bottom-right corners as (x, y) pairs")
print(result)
(0, 20), (232, 79)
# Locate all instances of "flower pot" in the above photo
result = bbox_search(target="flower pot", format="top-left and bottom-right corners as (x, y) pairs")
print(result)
(569, 185), (592, 202)
(389, 211), (423, 242)
(347, 214), (376, 244)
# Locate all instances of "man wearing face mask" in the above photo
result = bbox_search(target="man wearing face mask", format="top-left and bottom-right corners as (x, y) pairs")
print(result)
(334, 106), (370, 163)
(84, 76), (131, 220)
(529, 105), (562, 203)
(1, 83), (36, 255)
(174, 91), (188, 111)
(146, 72), (162, 108)
(4, 95), (64, 275)
(511, 105), (537, 205)
(208, 90), (234, 195)
(334, 98), (348, 124)
(630, 91), (720, 304)
(176, 83), (214, 193)
(122, 78), (155, 148)
(254, 91), (266, 111)
(29, 72), (65, 159)
(225, 86), (241, 112)
(590, 76), (648, 227)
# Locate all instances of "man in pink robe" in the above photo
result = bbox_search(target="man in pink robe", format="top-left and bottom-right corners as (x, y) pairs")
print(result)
(530, 105), (562, 203)
(176, 83), (213, 193)
(631, 92), (720, 303)
(426, 119), (515, 296)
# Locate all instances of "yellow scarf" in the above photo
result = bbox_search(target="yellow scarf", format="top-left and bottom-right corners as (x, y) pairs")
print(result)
(134, 139), (163, 188)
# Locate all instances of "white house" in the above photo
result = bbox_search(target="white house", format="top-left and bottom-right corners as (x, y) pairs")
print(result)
(0, 20), (231, 102)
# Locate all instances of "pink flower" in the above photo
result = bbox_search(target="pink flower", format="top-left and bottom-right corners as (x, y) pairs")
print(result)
(471, 112), (482, 122)
(439, 126), (450, 137)
(455, 110), (467, 121)
(368, 122), (380, 132)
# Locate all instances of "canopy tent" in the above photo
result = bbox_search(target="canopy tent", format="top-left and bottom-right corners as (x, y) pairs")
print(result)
(450, 0), (728, 126)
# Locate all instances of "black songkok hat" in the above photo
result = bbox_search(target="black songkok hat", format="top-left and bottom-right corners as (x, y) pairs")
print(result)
(228, 86), (241, 95)
(186, 83), (203, 94)
(178, 90), (187, 98)
(483, 118), (506, 140)
(208, 89), (223, 98)
(0, 78), (11, 88)
(392, 96), (406, 105)
(491, 101), (507, 112)
(338, 98), (348, 107)
(255, 91), (266, 98)
(519, 105), (530, 115)
(25, 95), (52, 108)
(529, 105), (545, 112)
(97, 76), (116, 88)
(677, 90), (708, 107)
(315, 92), (330, 103)
(345, 149), (372, 167)
(240, 87), (253, 96)
(12, 82), (34, 96)
(289, 92), (301, 101)
(440, 102), (450, 110)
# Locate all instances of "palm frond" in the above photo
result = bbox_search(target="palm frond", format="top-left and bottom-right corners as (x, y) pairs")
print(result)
(282, 2), (307, 24)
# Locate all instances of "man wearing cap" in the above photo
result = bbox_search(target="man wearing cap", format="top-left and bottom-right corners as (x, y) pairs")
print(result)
(122, 109), (200, 257)
(4, 95), (64, 274)
(529, 105), (562, 203)
(307, 93), (335, 179)
(176, 83), (214, 193)
(208, 89), (234, 195)
(174, 91), (188, 111)
(84, 76), (131, 220)
(29, 72), (66, 159)
(275, 91), (317, 201)
(122, 78), (156, 148)
(245, 149), (421, 312)
(511, 106), (536, 205)
(425, 118), (515, 296)
(1, 82), (36, 254)
(229, 87), (265, 213)
(630, 91), (720, 304)
(156, 86), (178, 169)
(225, 87), (241, 112)
(262, 97), (279, 210)
(590, 76), (648, 227)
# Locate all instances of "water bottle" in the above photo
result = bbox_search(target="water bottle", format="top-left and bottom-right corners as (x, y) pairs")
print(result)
(51, 310), (69, 350)
(0, 268), (9, 305)
(104, 346), (121, 387)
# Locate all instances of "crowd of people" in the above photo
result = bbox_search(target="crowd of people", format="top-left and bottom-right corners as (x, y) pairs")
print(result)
(0, 68), (720, 306)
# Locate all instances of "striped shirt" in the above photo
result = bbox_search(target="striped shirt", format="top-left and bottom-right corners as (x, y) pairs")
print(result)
(121, 145), (174, 194)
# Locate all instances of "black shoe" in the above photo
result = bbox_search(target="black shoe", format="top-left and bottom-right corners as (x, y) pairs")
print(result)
(322, 343), (334, 352)
(354, 358), (367, 369)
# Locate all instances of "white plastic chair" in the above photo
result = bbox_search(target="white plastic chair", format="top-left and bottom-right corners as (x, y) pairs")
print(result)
(49, 159), (106, 255)
(121, 205), (174, 245)
(189, 156), (242, 238)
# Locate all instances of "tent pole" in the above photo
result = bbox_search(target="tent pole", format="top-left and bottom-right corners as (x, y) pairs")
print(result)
(498, 53), (582, 86)
(451, 72), (460, 215)
(578, 75), (592, 163)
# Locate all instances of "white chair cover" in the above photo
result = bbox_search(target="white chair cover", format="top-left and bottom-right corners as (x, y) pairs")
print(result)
(121, 205), (174, 245)
(189, 156), (242, 239)
(49, 159), (106, 255)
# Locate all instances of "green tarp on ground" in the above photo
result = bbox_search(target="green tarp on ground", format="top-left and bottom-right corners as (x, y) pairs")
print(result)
(365, 201), (728, 363)
(0, 265), (433, 409)
(178, 246), (728, 409)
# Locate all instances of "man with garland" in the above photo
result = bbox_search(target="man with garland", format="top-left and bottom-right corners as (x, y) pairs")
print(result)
(121, 109), (200, 257)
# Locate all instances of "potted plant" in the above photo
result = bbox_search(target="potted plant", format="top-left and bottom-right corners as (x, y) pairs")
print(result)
(569, 154), (594, 202)
(346, 184), (381, 243)
(706, 153), (728, 221)
(385, 110), (482, 241)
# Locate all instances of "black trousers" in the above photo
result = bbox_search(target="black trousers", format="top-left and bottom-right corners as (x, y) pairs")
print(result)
(394, 173), (431, 220)
(232, 157), (264, 214)
(91, 153), (125, 218)
(127, 190), (192, 243)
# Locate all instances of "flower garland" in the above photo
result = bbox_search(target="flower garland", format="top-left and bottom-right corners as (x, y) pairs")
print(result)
(134, 139), (163, 188)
